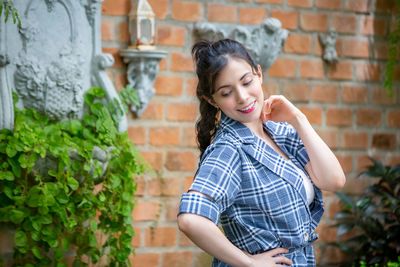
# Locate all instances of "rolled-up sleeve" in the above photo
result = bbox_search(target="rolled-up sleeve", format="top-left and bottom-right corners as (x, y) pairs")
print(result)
(178, 143), (242, 225)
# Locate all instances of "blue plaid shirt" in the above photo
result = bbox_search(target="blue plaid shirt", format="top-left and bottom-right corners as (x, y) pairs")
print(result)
(178, 113), (324, 267)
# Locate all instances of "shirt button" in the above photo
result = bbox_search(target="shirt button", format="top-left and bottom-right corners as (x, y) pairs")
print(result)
(304, 233), (309, 241)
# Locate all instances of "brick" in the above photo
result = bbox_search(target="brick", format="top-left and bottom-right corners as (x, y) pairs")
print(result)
(344, 0), (371, 13)
(157, 25), (186, 46)
(388, 110), (400, 127)
(300, 60), (325, 79)
(115, 72), (128, 92)
(282, 82), (310, 102)
(287, 0), (313, 8)
(342, 131), (368, 149)
(356, 63), (382, 81)
(316, 0), (342, 10)
(356, 108), (382, 126)
(298, 106), (322, 125)
(300, 13), (328, 32)
(327, 61), (353, 80)
(172, 0), (203, 22)
(372, 133), (396, 150)
(0, 230), (14, 254)
(131, 227), (142, 247)
(102, 47), (124, 68)
(230, 0), (251, 2)
(165, 151), (196, 171)
(154, 75), (184, 96)
(371, 41), (390, 60)
(388, 156), (400, 165)
(284, 34), (311, 54)
(140, 151), (163, 171)
(323, 246), (350, 264)
(315, 224), (337, 243)
(315, 129), (338, 149)
(262, 82), (280, 96)
(102, 0), (130, 16)
(371, 86), (397, 105)
(149, 0), (169, 19)
(165, 200), (180, 221)
(360, 16), (387, 36)
(376, 0), (398, 13)
(184, 176), (194, 192)
(197, 252), (214, 267)
(118, 21), (129, 43)
(311, 83), (338, 102)
(182, 127), (197, 147)
(159, 57), (167, 71)
(267, 58), (297, 78)
(239, 7), (267, 25)
(186, 77), (198, 97)
(145, 227), (177, 247)
(163, 251), (194, 267)
(132, 201), (160, 221)
(207, 4), (237, 23)
(341, 85), (368, 103)
(135, 176), (145, 196)
(270, 10), (298, 30)
(335, 154), (353, 173)
(171, 52), (195, 72)
(149, 127), (180, 146)
(127, 126), (146, 145)
(326, 108), (353, 126)
(130, 253), (159, 267)
(166, 102), (197, 122)
(101, 20), (114, 41)
(342, 39), (370, 58)
(140, 102), (163, 120)
(148, 177), (181, 196)
(255, 0), (283, 3)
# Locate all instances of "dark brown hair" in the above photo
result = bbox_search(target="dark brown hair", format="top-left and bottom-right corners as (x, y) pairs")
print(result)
(192, 39), (258, 158)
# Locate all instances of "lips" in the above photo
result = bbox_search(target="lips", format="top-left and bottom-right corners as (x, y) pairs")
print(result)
(238, 100), (256, 114)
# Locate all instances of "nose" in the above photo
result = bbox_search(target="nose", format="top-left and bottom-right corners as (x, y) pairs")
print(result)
(235, 87), (248, 103)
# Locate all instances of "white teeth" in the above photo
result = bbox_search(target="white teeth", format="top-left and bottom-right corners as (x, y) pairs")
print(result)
(239, 101), (255, 111)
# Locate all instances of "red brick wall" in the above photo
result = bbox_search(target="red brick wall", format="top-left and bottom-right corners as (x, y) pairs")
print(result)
(101, 0), (400, 266)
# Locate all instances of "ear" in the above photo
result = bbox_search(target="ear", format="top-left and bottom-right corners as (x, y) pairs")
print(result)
(203, 95), (218, 109)
(257, 64), (263, 82)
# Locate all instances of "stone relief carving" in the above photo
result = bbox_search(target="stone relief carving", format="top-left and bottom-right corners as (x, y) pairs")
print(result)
(0, 0), (126, 131)
(193, 18), (289, 71)
(319, 29), (338, 64)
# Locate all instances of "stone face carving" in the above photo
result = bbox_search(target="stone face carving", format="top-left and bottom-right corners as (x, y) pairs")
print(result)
(193, 18), (289, 71)
(120, 49), (167, 116)
(0, 0), (127, 131)
(319, 29), (338, 64)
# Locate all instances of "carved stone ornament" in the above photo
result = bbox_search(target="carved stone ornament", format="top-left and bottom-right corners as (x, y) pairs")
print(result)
(0, 0), (127, 132)
(120, 49), (167, 116)
(318, 29), (338, 64)
(193, 18), (289, 71)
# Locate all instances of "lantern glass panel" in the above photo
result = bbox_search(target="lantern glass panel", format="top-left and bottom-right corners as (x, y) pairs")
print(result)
(140, 19), (151, 44)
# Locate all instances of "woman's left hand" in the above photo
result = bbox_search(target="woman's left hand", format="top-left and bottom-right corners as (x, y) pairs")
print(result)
(260, 95), (303, 125)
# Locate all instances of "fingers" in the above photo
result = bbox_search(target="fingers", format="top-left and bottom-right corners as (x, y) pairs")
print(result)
(274, 256), (293, 266)
(265, 247), (289, 256)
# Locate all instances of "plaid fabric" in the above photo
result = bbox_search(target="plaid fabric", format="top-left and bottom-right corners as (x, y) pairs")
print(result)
(178, 113), (324, 267)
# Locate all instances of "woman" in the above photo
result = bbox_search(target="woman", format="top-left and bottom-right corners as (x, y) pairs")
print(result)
(177, 39), (345, 267)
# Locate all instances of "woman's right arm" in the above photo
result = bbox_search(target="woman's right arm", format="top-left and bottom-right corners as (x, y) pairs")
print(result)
(177, 212), (292, 267)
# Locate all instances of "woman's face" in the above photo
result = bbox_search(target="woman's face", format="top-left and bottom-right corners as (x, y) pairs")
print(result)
(210, 57), (264, 129)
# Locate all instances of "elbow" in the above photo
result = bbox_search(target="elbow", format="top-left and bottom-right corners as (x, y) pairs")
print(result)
(332, 171), (346, 192)
(177, 213), (192, 234)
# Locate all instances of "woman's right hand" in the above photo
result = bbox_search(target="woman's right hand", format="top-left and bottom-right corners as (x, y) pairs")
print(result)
(244, 248), (292, 267)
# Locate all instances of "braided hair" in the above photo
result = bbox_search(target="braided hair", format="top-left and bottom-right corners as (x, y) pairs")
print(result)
(192, 39), (258, 158)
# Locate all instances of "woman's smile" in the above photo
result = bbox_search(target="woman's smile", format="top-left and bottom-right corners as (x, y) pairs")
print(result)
(238, 100), (256, 114)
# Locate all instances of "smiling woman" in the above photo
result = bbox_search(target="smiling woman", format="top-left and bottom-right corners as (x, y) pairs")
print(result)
(177, 39), (345, 267)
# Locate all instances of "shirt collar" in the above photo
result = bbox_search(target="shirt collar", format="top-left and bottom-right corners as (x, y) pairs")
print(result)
(218, 113), (256, 144)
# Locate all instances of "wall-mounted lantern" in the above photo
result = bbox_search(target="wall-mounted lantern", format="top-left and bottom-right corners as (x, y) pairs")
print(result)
(129, 0), (156, 50)
(121, 0), (167, 116)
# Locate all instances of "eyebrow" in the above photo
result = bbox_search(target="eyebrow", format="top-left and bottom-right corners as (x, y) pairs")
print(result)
(215, 72), (251, 92)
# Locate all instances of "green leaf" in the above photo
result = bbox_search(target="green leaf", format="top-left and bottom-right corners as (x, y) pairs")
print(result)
(62, 237), (69, 250)
(7, 158), (21, 178)
(90, 220), (97, 232)
(32, 246), (43, 259)
(10, 209), (26, 224)
(67, 177), (79, 191)
(14, 229), (27, 247)
(0, 171), (14, 181)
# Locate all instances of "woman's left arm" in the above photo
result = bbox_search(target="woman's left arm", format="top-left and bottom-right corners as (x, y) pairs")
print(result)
(263, 95), (346, 192)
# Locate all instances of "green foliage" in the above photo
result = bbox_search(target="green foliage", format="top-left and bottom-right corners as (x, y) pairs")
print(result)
(383, 0), (400, 98)
(0, 88), (146, 266)
(0, 0), (21, 27)
(333, 158), (400, 267)
(116, 85), (140, 113)
(359, 257), (400, 267)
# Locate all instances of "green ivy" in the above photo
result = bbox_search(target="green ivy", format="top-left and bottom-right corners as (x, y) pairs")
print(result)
(0, 88), (146, 266)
